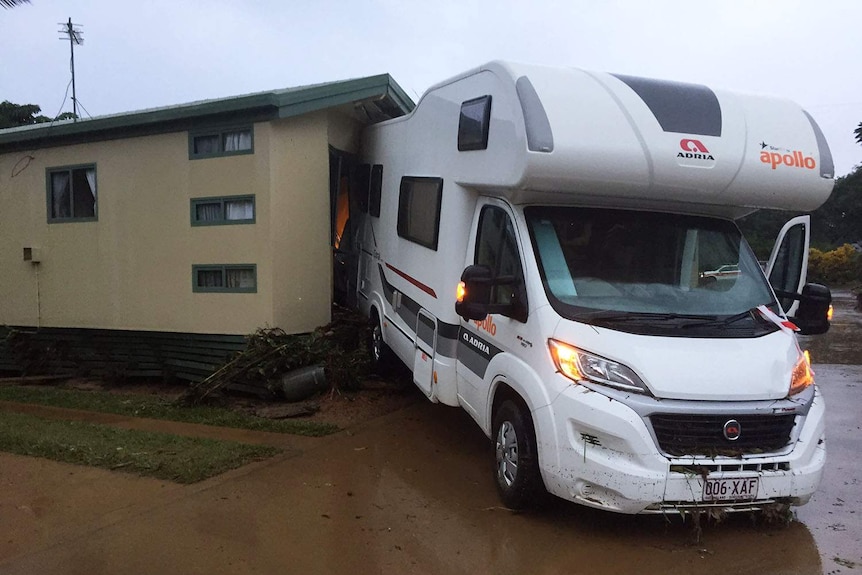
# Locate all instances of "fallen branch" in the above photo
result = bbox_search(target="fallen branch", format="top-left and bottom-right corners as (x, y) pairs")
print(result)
(179, 306), (371, 406)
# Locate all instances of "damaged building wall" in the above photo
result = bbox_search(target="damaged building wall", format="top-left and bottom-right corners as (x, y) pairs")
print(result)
(0, 127), (274, 335)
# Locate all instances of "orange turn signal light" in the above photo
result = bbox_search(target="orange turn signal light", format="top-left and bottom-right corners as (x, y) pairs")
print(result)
(548, 339), (584, 382)
(827, 304), (834, 321)
(456, 281), (467, 303)
(789, 350), (814, 396)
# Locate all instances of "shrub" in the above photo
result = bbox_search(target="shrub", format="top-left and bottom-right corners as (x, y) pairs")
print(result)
(808, 244), (859, 286)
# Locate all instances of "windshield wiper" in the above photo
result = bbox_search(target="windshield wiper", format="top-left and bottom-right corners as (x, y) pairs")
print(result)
(584, 307), (777, 329)
(678, 306), (777, 329)
(678, 310), (748, 329)
(583, 311), (718, 324)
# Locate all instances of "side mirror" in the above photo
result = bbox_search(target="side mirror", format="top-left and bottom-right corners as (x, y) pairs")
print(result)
(455, 265), (493, 321)
(790, 283), (831, 335)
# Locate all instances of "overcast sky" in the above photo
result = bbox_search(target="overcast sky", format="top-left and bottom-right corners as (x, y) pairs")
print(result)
(2, 0), (860, 176)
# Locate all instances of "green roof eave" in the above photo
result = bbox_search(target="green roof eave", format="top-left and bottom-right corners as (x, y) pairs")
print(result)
(0, 74), (414, 153)
(273, 74), (413, 119)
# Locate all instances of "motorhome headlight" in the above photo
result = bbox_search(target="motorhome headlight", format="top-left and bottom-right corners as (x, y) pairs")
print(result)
(548, 339), (649, 394)
(789, 350), (815, 396)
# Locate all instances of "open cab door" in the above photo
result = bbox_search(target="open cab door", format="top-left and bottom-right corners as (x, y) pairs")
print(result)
(765, 215), (831, 335)
(766, 215), (810, 316)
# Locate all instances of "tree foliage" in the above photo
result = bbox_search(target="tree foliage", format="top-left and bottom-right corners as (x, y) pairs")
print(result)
(738, 165), (862, 258)
(1, 0), (31, 8)
(855, 122), (862, 146)
(812, 167), (862, 247)
(0, 101), (51, 128)
(0, 101), (77, 129)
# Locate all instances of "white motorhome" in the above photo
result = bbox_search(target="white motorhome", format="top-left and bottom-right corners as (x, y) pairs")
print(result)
(350, 61), (834, 514)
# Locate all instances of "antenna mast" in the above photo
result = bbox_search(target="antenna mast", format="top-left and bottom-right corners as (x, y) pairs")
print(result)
(58, 17), (83, 121)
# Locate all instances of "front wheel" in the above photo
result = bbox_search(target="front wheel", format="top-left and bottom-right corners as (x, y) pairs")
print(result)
(368, 310), (394, 375)
(493, 399), (545, 510)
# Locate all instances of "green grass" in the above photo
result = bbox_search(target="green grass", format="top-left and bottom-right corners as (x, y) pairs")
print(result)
(0, 385), (338, 436)
(0, 411), (280, 483)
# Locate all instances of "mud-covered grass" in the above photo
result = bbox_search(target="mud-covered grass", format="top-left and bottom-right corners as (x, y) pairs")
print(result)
(0, 411), (279, 483)
(0, 385), (338, 436)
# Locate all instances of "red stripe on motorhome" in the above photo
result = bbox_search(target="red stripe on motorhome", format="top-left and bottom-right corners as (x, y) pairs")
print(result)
(385, 263), (437, 299)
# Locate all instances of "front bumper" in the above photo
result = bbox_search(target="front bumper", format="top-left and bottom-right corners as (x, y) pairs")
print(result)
(535, 381), (826, 514)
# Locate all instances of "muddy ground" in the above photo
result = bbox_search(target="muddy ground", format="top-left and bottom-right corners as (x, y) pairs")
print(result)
(58, 373), (420, 431)
(0, 292), (859, 574)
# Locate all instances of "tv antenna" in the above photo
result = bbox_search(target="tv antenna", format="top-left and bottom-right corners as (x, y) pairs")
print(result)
(58, 17), (83, 121)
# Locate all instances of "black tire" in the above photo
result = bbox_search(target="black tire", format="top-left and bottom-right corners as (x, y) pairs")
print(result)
(492, 399), (545, 510)
(368, 310), (395, 375)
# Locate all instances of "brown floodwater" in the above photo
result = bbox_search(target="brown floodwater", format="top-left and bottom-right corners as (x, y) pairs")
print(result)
(0, 396), (832, 575)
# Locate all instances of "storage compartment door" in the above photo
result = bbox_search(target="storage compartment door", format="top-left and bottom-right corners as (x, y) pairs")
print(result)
(413, 310), (436, 398)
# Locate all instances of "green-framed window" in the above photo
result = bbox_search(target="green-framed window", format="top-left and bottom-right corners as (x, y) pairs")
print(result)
(46, 164), (97, 222)
(191, 195), (255, 226)
(192, 264), (257, 293)
(189, 126), (253, 159)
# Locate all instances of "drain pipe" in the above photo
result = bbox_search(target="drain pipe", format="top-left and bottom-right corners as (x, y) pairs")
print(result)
(34, 262), (41, 329)
(24, 247), (43, 329)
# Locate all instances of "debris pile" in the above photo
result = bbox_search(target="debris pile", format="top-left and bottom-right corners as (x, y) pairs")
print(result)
(182, 306), (370, 405)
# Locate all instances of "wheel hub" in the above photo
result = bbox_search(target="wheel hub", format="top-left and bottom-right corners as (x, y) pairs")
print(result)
(372, 325), (382, 361)
(496, 420), (518, 487)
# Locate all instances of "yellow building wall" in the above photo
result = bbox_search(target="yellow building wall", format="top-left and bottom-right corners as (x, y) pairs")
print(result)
(0, 126), (273, 334)
(268, 113), (334, 333)
(0, 111), (362, 336)
(327, 109), (362, 153)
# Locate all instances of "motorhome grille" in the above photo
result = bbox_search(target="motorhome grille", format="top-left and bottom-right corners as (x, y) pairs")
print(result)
(649, 414), (796, 456)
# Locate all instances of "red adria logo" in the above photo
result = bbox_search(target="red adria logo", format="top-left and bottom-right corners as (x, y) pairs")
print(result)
(680, 139), (709, 153)
(677, 138), (715, 161)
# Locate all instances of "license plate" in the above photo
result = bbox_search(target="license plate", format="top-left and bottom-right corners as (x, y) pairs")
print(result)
(702, 477), (759, 501)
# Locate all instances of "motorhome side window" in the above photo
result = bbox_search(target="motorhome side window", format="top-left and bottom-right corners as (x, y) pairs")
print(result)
(458, 95), (492, 151)
(475, 206), (526, 311)
(354, 164), (370, 214)
(370, 164), (383, 217)
(397, 177), (443, 250)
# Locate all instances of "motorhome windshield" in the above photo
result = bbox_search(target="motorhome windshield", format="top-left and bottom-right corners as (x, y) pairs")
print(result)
(524, 207), (779, 337)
